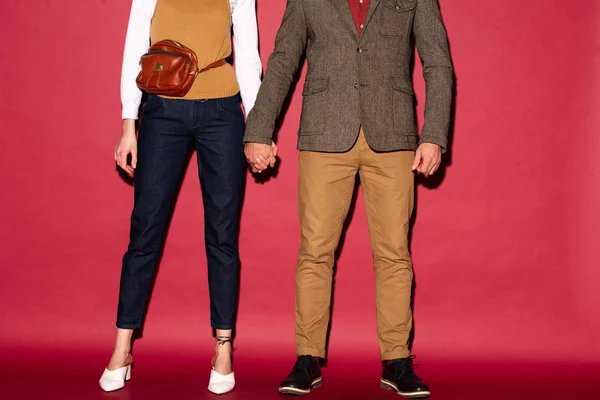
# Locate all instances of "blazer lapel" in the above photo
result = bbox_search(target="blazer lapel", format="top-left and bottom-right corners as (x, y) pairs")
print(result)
(362, 0), (381, 36)
(330, 0), (359, 38)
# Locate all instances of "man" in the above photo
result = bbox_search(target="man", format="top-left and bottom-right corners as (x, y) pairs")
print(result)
(244, 0), (453, 397)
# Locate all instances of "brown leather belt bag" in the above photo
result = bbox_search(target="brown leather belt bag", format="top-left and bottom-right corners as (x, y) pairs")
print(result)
(136, 40), (226, 97)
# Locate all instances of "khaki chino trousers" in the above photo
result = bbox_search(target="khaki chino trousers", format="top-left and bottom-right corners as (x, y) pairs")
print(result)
(295, 129), (415, 360)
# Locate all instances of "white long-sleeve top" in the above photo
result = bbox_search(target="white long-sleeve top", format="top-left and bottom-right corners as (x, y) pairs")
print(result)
(120, 0), (262, 119)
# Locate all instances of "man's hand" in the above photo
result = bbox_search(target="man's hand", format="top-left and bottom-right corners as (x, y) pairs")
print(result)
(114, 119), (137, 177)
(411, 143), (442, 177)
(244, 141), (279, 173)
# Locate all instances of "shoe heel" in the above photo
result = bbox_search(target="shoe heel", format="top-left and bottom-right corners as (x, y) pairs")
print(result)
(380, 380), (394, 391)
(125, 365), (132, 381)
(311, 376), (323, 389)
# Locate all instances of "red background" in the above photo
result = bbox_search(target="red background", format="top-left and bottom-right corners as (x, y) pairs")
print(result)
(0, 0), (599, 398)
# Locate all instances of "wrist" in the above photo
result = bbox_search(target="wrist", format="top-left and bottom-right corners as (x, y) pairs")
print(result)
(122, 119), (136, 136)
(243, 136), (272, 145)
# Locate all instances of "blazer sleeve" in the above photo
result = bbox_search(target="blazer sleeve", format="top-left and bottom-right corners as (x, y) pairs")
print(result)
(243, 0), (308, 144)
(413, 0), (454, 152)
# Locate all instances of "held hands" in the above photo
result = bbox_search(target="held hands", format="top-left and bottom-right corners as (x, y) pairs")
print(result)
(114, 119), (137, 177)
(244, 141), (279, 173)
(412, 143), (442, 177)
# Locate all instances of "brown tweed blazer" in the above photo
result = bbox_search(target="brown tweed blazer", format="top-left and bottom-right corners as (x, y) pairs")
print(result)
(244, 0), (454, 152)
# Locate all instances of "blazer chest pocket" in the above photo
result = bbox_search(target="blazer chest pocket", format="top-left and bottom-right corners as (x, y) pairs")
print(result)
(300, 77), (330, 135)
(380, 0), (417, 38)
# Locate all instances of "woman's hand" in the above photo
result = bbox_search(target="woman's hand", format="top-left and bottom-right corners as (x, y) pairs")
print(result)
(244, 141), (279, 173)
(114, 119), (138, 177)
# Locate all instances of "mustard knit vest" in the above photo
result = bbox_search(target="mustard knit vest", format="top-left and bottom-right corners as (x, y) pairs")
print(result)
(150, 0), (240, 100)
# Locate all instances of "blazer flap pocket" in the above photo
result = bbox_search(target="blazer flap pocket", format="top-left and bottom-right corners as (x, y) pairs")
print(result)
(303, 77), (330, 96)
(383, 0), (417, 12)
(392, 77), (414, 94)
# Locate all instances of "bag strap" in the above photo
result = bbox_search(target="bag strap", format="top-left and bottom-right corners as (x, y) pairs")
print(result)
(199, 59), (227, 74)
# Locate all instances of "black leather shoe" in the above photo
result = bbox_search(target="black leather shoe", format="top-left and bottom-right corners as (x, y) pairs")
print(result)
(278, 355), (322, 396)
(381, 357), (430, 398)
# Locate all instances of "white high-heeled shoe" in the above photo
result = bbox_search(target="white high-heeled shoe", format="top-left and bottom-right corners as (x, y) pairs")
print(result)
(208, 336), (235, 394)
(99, 364), (131, 392)
(208, 369), (235, 394)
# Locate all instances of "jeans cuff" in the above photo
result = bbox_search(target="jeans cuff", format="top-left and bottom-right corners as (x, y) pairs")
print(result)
(116, 322), (141, 330)
(211, 322), (234, 330)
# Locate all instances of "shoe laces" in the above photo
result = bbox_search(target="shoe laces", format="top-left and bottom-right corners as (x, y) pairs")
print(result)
(391, 355), (419, 379)
(294, 355), (316, 371)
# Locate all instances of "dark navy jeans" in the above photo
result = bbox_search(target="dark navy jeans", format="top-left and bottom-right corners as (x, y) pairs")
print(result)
(117, 94), (245, 330)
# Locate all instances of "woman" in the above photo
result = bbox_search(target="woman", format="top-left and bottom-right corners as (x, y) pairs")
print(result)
(99, 0), (266, 394)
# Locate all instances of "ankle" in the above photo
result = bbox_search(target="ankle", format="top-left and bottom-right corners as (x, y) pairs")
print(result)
(114, 348), (131, 357)
(216, 342), (231, 350)
(110, 350), (132, 363)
